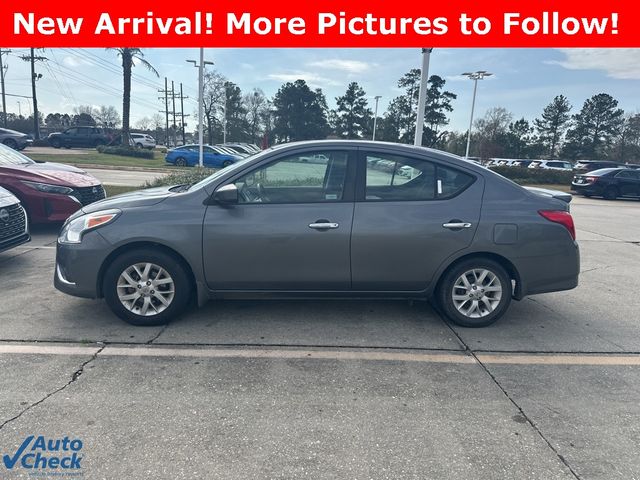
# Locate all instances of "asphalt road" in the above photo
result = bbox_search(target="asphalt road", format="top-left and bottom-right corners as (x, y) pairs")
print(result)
(0, 196), (639, 479)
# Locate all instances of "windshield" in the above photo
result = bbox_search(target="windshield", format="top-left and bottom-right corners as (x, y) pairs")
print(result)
(0, 143), (35, 165)
(586, 168), (617, 176)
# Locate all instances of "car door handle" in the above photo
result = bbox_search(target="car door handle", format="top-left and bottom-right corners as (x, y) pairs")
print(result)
(309, 222), (339, 230)
(442, 222), (472, 229)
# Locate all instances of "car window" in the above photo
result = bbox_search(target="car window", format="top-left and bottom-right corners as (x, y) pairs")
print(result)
(364, 153), (473, 201)
(65, 128), (78, 135)
(615, 171), (632, 178)
(234, 151), (349, 204)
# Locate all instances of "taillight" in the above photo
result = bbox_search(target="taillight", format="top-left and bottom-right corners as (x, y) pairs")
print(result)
(538, 210), (576, 240)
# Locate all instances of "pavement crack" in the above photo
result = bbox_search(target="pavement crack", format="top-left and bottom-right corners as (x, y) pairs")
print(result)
(0, 345), (105, 432)
(146, 324), (170, 344)
(443, 322), (582, 480)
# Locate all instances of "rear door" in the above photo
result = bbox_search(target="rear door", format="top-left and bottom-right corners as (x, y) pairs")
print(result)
(351, 150), (483, 291)
(203, 148), (356, 291)
(615, 170), (640, 197)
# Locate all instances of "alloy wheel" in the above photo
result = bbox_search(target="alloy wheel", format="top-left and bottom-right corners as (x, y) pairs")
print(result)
(451, 268), (503, 319)
(116, 262), (175, 316)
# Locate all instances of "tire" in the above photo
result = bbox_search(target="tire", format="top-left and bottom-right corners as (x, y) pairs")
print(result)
(136, 142), (143, 149)
(222, 160), (233, 168)
(50, 138), (61, 148)
(103, 249), (191, 326)
(436, 258), (512, 328)
(3, 138), (18, 150)
(175, 157), (187, 167)
(603, 186), (618, 200)
(94, 139), (106, 148)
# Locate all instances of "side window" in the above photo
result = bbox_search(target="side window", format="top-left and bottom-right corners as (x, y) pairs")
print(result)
(437, 164), (474, 198)
(234, 151), (349, 204)
(615, 171), (632, 179)
(65, 128), (78, 135)
(364, 153), (473, 201)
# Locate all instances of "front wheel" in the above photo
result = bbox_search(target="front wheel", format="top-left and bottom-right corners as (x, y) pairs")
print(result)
(3, 138), (18, 150)
(222, 160), (233, 168)
(437, 259), (512, 328)
(103, 249), (191, 326)
(174, 157), (187, 167)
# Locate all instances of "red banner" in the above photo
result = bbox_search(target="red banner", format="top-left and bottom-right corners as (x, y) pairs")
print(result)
(1, 0), (637, 47)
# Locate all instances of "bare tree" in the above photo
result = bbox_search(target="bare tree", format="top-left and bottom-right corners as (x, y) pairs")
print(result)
(135, 116), (151, 131)
(95, 105), (121, 128)
(201, 70), (227, 144)
(243, 88), (268, 144)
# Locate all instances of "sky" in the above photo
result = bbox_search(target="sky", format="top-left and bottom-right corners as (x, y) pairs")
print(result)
(1, 47), (639, 132)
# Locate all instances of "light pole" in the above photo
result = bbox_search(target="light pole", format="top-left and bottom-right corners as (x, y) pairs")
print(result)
(414, 48), (433, 146)
(222, 103), (227, 144)
(372, 95), (381, 141)
(187, 49), (214, 167)
(462, 70), (492, 159)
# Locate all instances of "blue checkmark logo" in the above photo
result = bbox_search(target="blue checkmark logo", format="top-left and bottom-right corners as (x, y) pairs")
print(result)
(2, 435), (34, 469)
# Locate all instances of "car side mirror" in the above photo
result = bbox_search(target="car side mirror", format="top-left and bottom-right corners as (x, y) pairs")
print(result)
(213, 184), (238, 205)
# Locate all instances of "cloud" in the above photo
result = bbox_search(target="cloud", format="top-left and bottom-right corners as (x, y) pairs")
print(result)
(266, 72), (342, 88)
(306, 59), (376, 74)
(62, 55), (92, 68)
(548, 49), (640, 80)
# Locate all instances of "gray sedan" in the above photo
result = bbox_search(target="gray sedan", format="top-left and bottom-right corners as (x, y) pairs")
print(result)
(54, 140), (579, 327)
(0, 128), (32, 150)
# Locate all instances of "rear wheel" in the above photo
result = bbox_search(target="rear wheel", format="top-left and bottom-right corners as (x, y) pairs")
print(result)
(103, 249), (191, 326)
(603, 186), (618, 200)
(437, 259), (512, 328)
(175, 157), (187, 167)
(3, 138), (18, 149)
(136, 142), (143, 149)
(94, 139), (106, 148)
(222, 160), (233, 168)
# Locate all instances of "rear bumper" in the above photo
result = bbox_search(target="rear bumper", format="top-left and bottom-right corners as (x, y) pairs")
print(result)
(514, 241), (580, 298)
(571, 184), (600, 195)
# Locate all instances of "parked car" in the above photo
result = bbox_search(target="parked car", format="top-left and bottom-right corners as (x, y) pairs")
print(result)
(165, 145), (241, 168)
(0, 186), (30, 252)
(130, 133), (156, 149)
(528, 160), (573, 170)
(211, 145), (247, 158)
(571, 168), (640, 200)
(0, 128), (33, 150)
(222, 143), (260, 155)
(54, 140), (579, 328)
(574, 160), (619, 172)
(47, 127), (114, 149)
(0, 144), (105, 223)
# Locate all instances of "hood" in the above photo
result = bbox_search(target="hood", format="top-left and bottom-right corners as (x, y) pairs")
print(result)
(1, 128), (28, 137)
(524, 186), (572, 204)
(6, 162), (100, 187)
(81, 186), (175, 213)
(0, 186), (19, 207)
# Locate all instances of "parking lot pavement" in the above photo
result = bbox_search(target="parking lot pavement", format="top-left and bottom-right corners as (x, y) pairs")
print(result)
(0, 195), (639, 478)
(83, 167), (167, 187)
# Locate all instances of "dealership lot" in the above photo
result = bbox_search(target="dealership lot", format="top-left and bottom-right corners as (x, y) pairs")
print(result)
(0, 196), (639, 478)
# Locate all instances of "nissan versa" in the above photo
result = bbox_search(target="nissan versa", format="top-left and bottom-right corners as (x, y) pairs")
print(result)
(54, 141), (580, 327)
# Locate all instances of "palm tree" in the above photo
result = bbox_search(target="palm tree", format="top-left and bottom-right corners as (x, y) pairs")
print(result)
(108, 48), (159, 146)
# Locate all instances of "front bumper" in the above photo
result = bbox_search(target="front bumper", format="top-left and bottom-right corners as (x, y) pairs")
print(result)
(0, 232), (30, 253)
(54, 231), (112, 299)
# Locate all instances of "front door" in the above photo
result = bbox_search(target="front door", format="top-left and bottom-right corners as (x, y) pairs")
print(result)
(203, 149), (356, 291)
(351, 150), (483, 291)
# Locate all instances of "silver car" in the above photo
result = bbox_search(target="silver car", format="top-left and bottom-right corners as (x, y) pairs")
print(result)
(0, 186), (30, 252)
(54, 141), (580, 327)
(0, 128), (33, 150)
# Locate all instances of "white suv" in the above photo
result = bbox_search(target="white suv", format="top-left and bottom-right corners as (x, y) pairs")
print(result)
(130, 133), (156, 149)
(528, 160), (573, 170)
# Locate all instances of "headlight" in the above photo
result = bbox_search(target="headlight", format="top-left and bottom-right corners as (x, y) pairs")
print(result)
(21, 181), (73, 195)
(58, 209), (121, 244)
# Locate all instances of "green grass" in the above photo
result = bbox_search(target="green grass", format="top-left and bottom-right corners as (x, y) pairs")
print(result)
(29, 150), (171, 168)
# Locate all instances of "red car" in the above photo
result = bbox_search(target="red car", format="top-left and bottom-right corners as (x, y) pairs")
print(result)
(0, 144), (105, 224)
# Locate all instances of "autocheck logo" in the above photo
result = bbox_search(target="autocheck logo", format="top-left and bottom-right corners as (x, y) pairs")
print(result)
(3, 435), (83, 472)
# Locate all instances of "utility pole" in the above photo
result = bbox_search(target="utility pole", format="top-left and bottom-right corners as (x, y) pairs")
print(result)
(372, 95), (381, 141)
(414, 48), (433, 146)
(171, 80), (177, 146)
(20, 48), (47, 140)
(179, 83), (187, 145)
(0, 49), (10, 128)
(158, 78), (170, 146)
(187, 50), (214, 167)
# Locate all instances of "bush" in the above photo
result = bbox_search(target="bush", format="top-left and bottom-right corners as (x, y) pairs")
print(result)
(489, 166), (574, 185)
(144, 167), (215, 188)
(96, 145), (155, 159)
(31, 139), (50, 147)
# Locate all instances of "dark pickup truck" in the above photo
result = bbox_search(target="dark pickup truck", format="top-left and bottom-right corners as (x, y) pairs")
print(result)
(48, 127), (114, 149)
